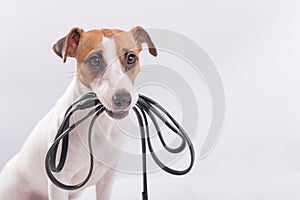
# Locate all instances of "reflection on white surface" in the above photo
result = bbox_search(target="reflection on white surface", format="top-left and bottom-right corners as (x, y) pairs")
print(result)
(79, 175), (300, 200)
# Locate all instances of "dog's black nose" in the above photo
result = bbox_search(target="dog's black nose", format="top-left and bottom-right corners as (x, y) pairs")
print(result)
(112, 89), (132, 110)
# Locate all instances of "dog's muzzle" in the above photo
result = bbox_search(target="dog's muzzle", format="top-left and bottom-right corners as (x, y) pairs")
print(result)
(105, 89), (131, 119)
(112, 89), (132, 110)
(106, 110), (129, 119)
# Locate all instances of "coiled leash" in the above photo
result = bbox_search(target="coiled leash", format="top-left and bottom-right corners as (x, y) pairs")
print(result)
(45, 92), (195, 200)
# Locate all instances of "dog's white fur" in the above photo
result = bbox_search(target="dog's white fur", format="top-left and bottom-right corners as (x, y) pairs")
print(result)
(0, 38), (138, 200)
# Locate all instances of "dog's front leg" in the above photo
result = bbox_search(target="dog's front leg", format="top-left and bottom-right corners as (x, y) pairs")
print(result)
(48, 180), (69, 200)
(96, 168), (116, 200)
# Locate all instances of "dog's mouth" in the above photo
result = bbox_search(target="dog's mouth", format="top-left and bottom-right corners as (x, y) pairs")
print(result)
(106, 110), (129, 119)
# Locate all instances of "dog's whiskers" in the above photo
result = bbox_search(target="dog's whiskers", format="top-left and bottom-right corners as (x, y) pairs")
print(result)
(61, 74), (78, 83)
(63, 71), (76, 74)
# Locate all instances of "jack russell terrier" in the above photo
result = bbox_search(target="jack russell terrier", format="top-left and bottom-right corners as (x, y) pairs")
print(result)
(0, 26), (157, 200)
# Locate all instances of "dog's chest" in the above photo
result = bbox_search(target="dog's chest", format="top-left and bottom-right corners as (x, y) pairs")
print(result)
(64, 113), (123, 185)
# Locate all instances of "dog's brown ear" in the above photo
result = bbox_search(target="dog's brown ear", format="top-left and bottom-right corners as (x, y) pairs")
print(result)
(53, 27), (84, 63)
(131, 26), (157, 57)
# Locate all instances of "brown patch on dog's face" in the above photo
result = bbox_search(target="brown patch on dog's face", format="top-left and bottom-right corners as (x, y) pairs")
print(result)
(53, 26), (157, 89)
(112, 31), (141, 83)
(75, 30), (105, 88)
(74, 29), (142, 88)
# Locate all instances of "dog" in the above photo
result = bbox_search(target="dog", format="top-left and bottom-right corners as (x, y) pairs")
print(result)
(0, 26), (157, 200)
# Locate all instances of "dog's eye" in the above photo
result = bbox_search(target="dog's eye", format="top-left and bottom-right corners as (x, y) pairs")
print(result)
(89, 54), (102, 67)
(125, 52), (137, 69)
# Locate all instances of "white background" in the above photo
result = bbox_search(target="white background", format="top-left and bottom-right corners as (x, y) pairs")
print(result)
(0, 0), (300, 199)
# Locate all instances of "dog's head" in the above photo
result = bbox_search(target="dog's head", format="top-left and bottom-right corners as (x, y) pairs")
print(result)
(53, 26), (157, 119)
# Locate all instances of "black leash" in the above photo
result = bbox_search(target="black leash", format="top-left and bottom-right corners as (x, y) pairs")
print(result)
(45, 92), (195, 199)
